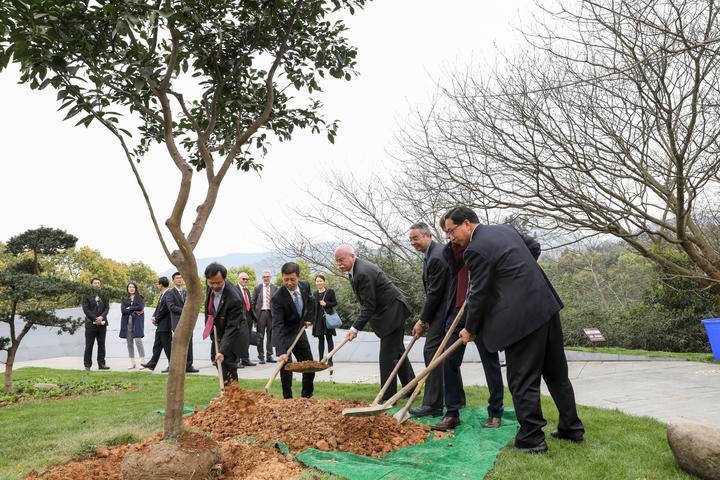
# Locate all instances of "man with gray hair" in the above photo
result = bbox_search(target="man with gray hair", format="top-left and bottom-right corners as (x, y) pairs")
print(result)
(335, 244), (415, 402)
(252, 270), (278, 363)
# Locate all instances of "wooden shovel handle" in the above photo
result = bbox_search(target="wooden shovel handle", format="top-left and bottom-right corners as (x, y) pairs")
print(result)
(264, 323), (307, 392)
(383, 338), (465, 408)
(398, 302), (467, 412)
(321, 337), (350, 363)
(371, 334), (419, 406)
(213, 326), (224, 393)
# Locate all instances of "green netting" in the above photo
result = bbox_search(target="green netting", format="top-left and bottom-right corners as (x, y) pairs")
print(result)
(153, 405), (207, 415)
(294, 407), (518, 480)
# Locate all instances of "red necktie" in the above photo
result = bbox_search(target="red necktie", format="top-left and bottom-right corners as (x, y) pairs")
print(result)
(242, 288), (250, 312)
(202, 292), (216, 340)
(264, 285), (270, 308)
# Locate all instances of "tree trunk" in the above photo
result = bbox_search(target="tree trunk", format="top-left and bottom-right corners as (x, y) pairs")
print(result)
(3, 343), (18, 394)
(162, 268), (204, 438)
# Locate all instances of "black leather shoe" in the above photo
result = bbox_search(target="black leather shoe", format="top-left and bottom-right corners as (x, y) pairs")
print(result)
(186, 367), (199, 373)
(409, 405), (444, 417)
(161, 368), (169, 373)
(238, 363), (245, 369)
(140, 363), (154, 371)
(98, 365), (110, 370)
(551, 431), (584, 443)
(513, 441), (548, 454)
(483, 417), (502, 428)
(84, 367), (91, 371)
(266, 357), (277, 363)
(258, 359), (266, 364)
(431, 416), (461, 431)
(241, 360), (256, 367)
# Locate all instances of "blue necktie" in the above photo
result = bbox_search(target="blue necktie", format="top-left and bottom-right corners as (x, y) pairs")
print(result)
(293, 290), (302, 317)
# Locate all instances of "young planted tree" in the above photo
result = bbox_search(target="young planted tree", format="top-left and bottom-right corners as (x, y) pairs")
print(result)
(0, 227), (83, 393)
(0, 0), (366, 440)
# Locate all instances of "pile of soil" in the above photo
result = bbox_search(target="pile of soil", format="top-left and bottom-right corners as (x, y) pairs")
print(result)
(24, 384), (438, 479)
(284, 360), (328, 372)
(187, 384), (432, 457)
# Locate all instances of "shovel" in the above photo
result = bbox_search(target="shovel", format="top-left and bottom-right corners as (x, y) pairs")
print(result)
(394, 302), (466, 423)
(287, 336), (352, 373)
(342, 337), (465, 417)
(213, 326), (225, 393)
(264, 323), (307, 393)
(368, 334), (420, 406)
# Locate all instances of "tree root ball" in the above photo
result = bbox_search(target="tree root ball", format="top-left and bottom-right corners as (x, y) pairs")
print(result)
(121, 432), (221, 480)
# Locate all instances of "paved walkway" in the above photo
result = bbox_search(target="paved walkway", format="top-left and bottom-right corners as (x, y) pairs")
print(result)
(15, 355), (720, 428)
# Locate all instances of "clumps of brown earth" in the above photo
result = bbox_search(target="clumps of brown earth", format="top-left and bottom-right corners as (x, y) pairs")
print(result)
(186, 383), (433, 457)
(283, 360), (328, 372)
(24, 384), (438, 479)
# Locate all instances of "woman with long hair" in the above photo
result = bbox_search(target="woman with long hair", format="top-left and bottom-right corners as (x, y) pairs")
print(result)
(311, 275), (337, 378)
(120, 281), (146, 369)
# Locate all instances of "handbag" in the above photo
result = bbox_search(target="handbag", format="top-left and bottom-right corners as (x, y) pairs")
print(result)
(320, 291), (342, 329)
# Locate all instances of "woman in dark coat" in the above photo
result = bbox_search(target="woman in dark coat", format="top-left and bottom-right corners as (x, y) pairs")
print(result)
(312, 275), (337, 374)
(120, 281), (145, 369)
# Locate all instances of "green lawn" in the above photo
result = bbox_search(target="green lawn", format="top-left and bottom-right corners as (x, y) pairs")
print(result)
(1, 367), (693, 480)
(566, 345), (719, 363)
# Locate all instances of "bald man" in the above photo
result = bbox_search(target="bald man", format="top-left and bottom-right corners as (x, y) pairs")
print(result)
(335, 244), (415, 401)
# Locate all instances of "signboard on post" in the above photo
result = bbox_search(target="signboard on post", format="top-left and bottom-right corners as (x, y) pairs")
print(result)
(583, 328), (606, 343)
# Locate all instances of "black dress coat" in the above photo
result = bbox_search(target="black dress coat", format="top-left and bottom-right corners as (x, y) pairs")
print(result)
(82, 292), (110, 328)
(312, 288), (337, 337)
(464, 224), (561, 352)
(350, 258), (410, 338)
(165, 287), (186, 331)
(153, 290), (172, 333)
(271, 280), (314, 353)
(204, 281), (245, 359)
(419, 240), (450, 326)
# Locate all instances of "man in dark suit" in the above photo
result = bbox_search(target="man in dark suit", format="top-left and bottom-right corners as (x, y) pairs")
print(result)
(431, 213), (505, 432)
(336, 244), (416, 402)
(447, 206), (584, 453)
(252, 271), (278, 363)
(141, 276), (172, 371)
(82, 277), (110, 371)
(203, 262), (246, 383)
(165, 271), (199, 373)
(235, 272), (257, 366)
(408, 222), (449, 417)
(271, 261), (315, 399)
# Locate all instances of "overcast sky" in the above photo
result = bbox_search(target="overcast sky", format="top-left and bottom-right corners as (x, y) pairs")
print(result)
(0, 0), (534, 272)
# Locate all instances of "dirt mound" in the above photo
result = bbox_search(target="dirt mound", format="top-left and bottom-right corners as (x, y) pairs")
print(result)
(186, 384), (431, 457)
(220, 440), (303, 480)
(284, 360), (328, 372)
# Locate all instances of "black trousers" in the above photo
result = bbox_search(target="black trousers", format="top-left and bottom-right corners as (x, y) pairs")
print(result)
(278, 332), (315, 399)
(83, 325), (107, 368)
(504, 313), (584, 448)
(256, 310), (273, 360)
(316, 332), (335, 367)
(420, 315), (446, 409)
(443, 307), (503, 418)
(379, 324), (416, 402)
(145, 331), (172, 369)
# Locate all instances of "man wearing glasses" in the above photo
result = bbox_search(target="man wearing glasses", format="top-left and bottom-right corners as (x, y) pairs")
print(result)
(252, 270), (278, 363)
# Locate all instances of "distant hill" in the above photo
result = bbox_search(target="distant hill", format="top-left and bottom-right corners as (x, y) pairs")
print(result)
(161, 251), (286, 277)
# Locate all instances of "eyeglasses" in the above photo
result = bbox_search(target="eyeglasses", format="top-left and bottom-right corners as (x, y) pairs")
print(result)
(445, 223), (463, 238)
(239, 277), (249, 281)
(408, 235), (422, 242)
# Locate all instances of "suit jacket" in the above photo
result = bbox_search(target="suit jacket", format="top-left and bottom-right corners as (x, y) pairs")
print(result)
(165, 287), (186, 331)
(464, 224), (562, 352)
(82, 292), (110, 327)
(204, 280), (245, 358)
(419, 240), (450, 325)
(120, 295), (145, 338)
(252, 283), (278, 318)
(350, 258), (410, 338)
(153, 289), (172, 333)
(271, 280), (314, 352)
(236, 284), (256, 325)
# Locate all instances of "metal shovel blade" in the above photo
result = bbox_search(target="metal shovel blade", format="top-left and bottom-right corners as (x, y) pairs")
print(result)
(393, 409), (411, 424)
(341, 403), (393, 417)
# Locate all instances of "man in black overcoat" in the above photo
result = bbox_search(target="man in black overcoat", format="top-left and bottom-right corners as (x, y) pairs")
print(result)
(142, 276), (172, 371)
(446, 206), (584, 453)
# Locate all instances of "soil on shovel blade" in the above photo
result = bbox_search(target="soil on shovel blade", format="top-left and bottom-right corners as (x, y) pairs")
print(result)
(23, 384), (438, 480)
(283, 360), (328, 372)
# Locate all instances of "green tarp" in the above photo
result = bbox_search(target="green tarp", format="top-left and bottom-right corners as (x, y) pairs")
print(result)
(294, 408), (518, 480)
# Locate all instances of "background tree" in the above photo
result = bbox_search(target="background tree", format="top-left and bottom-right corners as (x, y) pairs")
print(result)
(0, 227), (84, 393)
(396, 0), (720, 312)
(1, 0), (366, 440)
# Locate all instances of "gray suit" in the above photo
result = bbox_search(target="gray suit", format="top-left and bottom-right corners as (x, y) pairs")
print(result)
(350, 258), (415, 401)
(252, 282), (278, 360)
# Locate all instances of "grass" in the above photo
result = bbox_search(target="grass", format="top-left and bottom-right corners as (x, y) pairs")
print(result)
(566, 345), (719, 363)
(1, 367), (694, 480)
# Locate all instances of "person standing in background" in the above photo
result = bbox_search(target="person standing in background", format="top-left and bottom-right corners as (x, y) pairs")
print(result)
(312, 274), (337, 377)
(142, 276), (172, 372)
(82, 277), (110, 371)
(253, 270), (277, 364)
(165, 272), (199, 373)
(120, 281), (146, 369)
